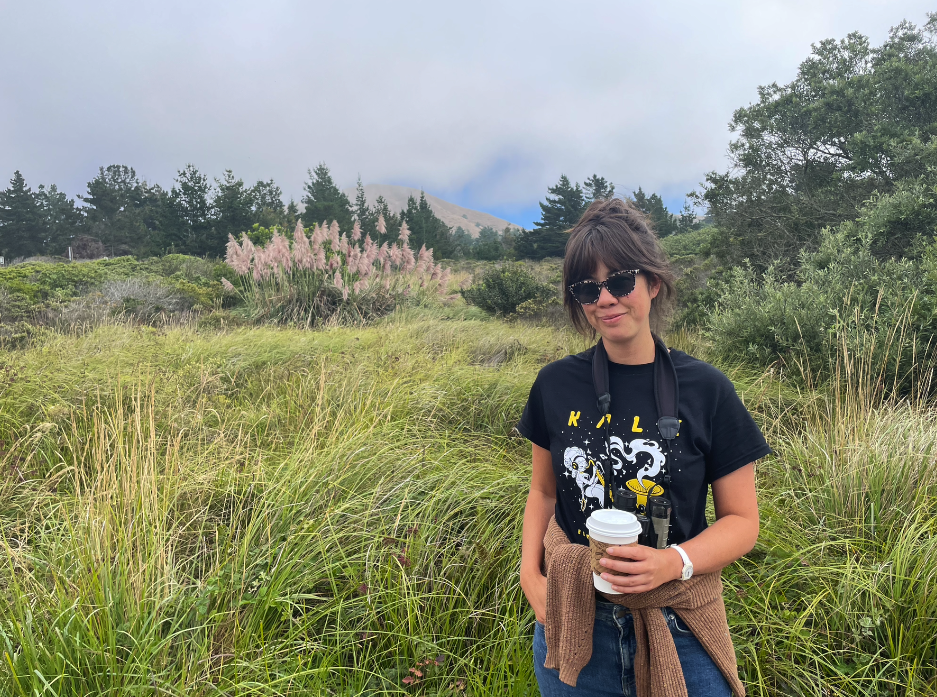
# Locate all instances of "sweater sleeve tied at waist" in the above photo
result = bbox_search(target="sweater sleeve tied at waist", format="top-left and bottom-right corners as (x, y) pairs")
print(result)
(541, 516), (745, 697)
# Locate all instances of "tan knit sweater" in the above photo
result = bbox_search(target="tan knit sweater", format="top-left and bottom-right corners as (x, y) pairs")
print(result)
(542, 516), (744, 697)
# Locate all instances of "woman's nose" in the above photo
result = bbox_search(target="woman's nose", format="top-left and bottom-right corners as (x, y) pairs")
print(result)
(597, 286), (617, 305)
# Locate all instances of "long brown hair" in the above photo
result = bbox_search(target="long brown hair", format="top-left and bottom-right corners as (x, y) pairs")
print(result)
(563, 198), (676, 337)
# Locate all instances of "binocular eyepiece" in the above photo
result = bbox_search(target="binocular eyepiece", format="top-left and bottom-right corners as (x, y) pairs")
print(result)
(613, 488), (671, 548)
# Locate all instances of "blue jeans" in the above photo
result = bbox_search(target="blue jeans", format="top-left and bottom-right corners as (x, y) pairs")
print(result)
(533, 601), (732, 697)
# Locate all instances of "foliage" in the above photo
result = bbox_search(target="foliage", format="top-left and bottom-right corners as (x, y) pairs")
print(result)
(841, 177), (937, 260)
(700, 15), (937, 270)
(0, 255), (228, 322)
(632, 187), (679, 237)
(514, 175), (585, 260)
(3, 164), (301, 262)
(460, 263), (557, 316)
(302, 163), (354, 234)
(402, 191), (455, 258)
(225, 219), (451, 326)
(0, 315), (935, 694)
(450, 225), (516, 261)
(704, 226), (937, 392)
(0, 171), (45, 260)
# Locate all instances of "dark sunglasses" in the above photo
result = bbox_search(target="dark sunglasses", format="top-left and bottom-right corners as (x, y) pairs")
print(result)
(567, 269), (641, 305)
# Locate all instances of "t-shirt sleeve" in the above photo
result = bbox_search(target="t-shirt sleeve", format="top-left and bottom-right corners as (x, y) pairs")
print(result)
(516, 375), (550, 450)
(705, 376), (772, 483)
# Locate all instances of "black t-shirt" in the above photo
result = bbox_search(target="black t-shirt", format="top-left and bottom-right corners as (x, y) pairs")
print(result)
(517, 346), (771, 546)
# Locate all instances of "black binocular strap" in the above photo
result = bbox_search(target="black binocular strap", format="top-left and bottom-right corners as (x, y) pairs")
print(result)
(592, 335), (679, 509)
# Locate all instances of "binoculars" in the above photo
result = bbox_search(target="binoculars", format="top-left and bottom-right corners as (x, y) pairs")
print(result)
(613, 489), (671, 549)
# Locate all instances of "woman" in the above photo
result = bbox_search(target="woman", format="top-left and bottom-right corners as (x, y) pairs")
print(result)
(517, 198), (770, 696)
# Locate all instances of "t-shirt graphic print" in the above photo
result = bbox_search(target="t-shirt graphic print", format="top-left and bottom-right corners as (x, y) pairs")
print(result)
(518, 346), (771, 546)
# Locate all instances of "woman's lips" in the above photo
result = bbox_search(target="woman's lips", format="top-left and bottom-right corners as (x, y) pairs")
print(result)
(599, 313), (625, 323)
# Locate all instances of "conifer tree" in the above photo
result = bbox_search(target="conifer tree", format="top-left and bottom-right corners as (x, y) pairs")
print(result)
(213, 170), (255, 248)
(166, 164), (214, 255)
(584, 174), (615, 202)
(353, 177), (377, 237)
(402, 192), (453, 258)
(81, 165), (163, 256)
(36, 184), (82, 255)
(535, 175), (586, 231)
(251, 179), (285, 229)
(632, 187), (677, 237)
(0, 171), (43, 259)
(302, 163), (353, 233)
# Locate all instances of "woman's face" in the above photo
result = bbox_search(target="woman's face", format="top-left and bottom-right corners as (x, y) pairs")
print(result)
(581, 261), (660, 347)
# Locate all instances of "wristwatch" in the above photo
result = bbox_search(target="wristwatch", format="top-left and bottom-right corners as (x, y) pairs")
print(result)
(669, 544), (693, 581)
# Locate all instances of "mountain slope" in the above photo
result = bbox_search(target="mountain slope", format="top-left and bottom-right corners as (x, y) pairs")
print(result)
(343, 184), (521, 238)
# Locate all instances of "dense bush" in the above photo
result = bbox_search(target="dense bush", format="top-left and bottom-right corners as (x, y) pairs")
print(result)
(225, 218), (451, 326)
(460, 263), (557, 316)
(0, 255), (228, 322)
(705, 226), (937, 390)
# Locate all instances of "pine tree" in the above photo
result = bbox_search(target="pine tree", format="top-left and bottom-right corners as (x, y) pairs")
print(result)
(372, 195), (402, 242)
(302, 163), (353, 233)
(251, 179), (285, 229)
(36, 184), (82, 255)
(402, 192), (454, 258)
(81, 165), (162, 256)
(515, 174), (587, 259)
(584, 174), (615, 202)
(534, 175), (586, 231)
(0, 171), (44, 259)
(213, 170), (255, 247)
(632, 187), (678, 237)
(353, 177), (377, 237)
(166, 164), (214, 255)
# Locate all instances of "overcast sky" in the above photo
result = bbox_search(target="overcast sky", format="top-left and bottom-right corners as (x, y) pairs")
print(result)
(1, 1), (933, 227)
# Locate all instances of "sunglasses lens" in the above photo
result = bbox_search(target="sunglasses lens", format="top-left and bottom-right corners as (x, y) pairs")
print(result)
(605, 272), (636, 297)
(571, 282), (601, 304)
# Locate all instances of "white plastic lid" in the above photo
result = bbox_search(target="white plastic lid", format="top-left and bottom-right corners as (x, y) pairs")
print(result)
(586, 509), (642, 538)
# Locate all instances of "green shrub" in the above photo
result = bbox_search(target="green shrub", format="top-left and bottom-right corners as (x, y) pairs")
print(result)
(460, 263), (556, 316)
(0, 256), (228, 322)
(705, 227), (937, 391)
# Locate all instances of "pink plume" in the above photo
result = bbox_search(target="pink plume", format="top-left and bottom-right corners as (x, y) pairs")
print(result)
(416, 244), (428, 274)
(293, 227), (314, 271)
(377, 214), (387, 235)
(402, 242), (415, 273)
(270, 232), (292, 275)
(334, 270), (344, 290)
(398, 220), (410, 243)
(351, 220), (362, 241)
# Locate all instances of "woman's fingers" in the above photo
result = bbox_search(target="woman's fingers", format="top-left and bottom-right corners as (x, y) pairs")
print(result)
(599, 556), (647, 574)
(606, 545), (649, 560)
(605, 573), (652, 593)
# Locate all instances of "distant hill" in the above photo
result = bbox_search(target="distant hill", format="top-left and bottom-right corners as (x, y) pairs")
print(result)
(342, 184), (521, 238)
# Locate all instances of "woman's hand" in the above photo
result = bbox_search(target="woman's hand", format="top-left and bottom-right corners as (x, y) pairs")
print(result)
(598, 545), (683, 594)
(522, 571), (548, 623)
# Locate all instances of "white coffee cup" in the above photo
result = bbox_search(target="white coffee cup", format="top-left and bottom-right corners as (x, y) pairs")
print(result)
(586, 509), (643, 593)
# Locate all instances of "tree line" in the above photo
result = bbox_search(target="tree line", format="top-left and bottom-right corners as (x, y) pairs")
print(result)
(0, 158), (690, 263)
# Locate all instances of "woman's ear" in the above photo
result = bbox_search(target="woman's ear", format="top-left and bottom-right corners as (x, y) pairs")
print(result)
(647, 273), (661, 300)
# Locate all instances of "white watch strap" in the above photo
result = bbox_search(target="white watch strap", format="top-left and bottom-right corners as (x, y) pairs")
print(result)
(669, 544), (693, 580)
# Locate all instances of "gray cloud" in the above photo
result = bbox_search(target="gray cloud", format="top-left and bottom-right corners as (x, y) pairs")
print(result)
(1, 0), (933, 225)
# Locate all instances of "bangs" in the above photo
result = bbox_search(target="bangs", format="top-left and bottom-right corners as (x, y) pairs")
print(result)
(564, 225), (640, 285)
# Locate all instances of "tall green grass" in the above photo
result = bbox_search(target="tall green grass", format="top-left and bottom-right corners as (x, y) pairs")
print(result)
(1, 310), (935, 695)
